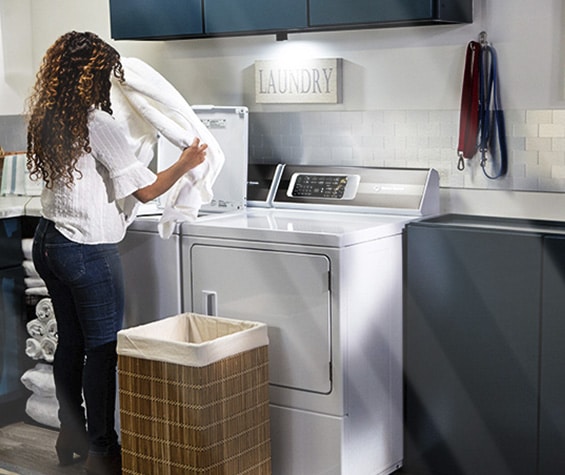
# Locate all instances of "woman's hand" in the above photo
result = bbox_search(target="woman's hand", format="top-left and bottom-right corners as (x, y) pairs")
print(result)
(178, 137), (208, 174)
(133, 137), (208, 203)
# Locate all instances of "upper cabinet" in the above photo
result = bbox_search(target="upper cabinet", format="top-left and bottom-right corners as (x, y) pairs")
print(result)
(109, 0), (203, 40)
(204, 0), (307, 35)
(310, 0), (471, 28)
(109, 0), (472, 41)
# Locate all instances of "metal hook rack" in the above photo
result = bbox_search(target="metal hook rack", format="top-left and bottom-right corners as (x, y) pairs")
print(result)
(479, 31), (489, 47)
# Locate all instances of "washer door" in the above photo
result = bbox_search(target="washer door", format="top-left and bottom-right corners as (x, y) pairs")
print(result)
(190, 245), (332, 394)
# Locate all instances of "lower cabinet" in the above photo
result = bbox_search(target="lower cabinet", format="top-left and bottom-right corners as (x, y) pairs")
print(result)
(539, 235), (565, 474)
(0, 217), (26, 415)
(404, 215), (565, 475)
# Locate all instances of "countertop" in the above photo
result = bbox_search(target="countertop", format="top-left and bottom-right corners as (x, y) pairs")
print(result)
(0, 196), (41, 218)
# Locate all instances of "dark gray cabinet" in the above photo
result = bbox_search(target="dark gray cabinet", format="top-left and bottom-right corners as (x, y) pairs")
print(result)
(404, 214), (565, 475)
(204, 0), (307, 34)
(0, 218), (26, 410)
(109, 0), (472, 40)
(109, 0), (203, 40)
(310, 0), (471, 28)
(539, 235), (565, 474)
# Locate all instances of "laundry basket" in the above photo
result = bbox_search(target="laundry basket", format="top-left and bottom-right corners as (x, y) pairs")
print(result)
(117, 313), (271, 475)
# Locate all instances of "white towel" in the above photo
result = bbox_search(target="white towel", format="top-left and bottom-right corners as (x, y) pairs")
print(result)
(22, 238), (33, 260)
(21, 363), (57, 398)
(25, 287), (49, 296)
(23, 259), (39, 277)
(35, 298), (54, 321)
(110, 57), (225, 238)
(40, 338), (56, 363)
(25, 393), (60, 429)
(25, 338), (42, 359)
(26, 319), (45, 339)
(25, 277), (45, 289)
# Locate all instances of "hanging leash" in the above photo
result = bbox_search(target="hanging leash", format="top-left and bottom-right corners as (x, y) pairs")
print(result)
(457, 40), (482, 171)
(478, 42), (508, 179)
(457, 32), (508, 179)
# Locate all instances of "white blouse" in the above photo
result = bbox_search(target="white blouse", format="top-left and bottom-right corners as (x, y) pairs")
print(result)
(40, 108), (157, 244)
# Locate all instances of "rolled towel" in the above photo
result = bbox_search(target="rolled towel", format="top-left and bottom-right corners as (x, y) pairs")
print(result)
(35, 298), (54, 321)
(40, 338), (56, 363)
(45, 319), (58, 341)
(25, 338), (43, 359)
(22, 260), (40, 277)
(26, 319), (45, 339)
(22, 238), (33, 260)
(25, 287), (49, 296)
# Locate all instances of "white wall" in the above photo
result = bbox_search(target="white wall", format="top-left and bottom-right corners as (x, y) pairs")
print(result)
(0, 0), (562, 112)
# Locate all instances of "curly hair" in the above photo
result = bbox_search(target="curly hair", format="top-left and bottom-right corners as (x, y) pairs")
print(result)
(26, 31), (124, 188)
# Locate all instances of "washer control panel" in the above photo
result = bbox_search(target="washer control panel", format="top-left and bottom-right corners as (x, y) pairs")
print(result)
(271, 165), (439, 215)
(287, 173), (360, 200)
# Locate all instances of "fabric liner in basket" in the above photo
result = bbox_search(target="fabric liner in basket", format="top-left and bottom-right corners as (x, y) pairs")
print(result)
(117, 313), (269, 366)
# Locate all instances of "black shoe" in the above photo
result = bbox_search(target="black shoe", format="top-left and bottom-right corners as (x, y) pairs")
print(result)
(55, 427), (89, 466)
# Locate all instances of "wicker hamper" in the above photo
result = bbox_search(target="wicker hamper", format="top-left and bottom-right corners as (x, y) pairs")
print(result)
(117, 313), (271, 475)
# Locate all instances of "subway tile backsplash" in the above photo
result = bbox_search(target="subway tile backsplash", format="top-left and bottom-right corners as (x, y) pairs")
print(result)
(249, 110), (565, 192)
(4, 110), (565, 193)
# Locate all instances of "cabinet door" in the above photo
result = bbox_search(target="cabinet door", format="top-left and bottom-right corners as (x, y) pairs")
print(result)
(310, 0), (433, 27)
(0, 267), (26, 403)
(404, 225), (541, 475)
(0, 218), (22, 269)
(540, 236), (565, 474)
(118, 230), (182, 328)
(204, 0), (307, 34)
(190, 244), (331, 394)
(109, 0), (203, 40)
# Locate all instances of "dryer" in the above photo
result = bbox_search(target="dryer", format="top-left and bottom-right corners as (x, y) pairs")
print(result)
(181, 165), (439, 475)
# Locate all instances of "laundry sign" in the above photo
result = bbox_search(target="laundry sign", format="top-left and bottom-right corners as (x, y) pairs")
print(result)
(255, 58), (342, 104)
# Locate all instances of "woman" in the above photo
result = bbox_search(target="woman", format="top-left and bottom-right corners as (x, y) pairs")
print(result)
(26, 31), (207, 475)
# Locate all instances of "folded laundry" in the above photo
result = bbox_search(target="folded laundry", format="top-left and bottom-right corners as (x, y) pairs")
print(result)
(25, 287), (49, 297)
(22, 259), (40, 278)
(21, 238), (33, 260)
(25, 277), (45, 289)
(25, 393), (60, 429)
(21, 363), (57, 398)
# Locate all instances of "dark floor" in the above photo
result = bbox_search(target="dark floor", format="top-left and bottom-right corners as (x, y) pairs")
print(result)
(0, 418), (413, 475)
(0, 421), (84, 475)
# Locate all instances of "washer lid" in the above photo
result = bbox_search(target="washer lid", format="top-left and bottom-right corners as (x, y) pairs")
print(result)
(183, 208), (411, 246)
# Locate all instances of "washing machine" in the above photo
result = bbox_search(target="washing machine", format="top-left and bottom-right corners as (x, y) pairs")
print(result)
(119, 105), (248, 329)
(181, 165), (440, 475)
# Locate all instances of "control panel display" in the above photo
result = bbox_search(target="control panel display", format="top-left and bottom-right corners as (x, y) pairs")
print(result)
(287, 173), (360, 200)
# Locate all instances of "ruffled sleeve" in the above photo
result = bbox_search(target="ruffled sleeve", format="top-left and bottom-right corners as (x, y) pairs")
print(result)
(110, 160), (157, 201)
(89, 109), (157, 201)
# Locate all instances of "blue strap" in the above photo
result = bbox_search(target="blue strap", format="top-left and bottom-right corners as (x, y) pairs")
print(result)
(478, 44), (508, 179)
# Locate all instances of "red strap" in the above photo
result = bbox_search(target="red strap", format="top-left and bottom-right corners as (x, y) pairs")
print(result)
(457, 41), (482, 163)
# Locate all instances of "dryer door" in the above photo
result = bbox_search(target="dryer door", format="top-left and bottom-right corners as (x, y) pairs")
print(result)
(190, 245), (332, 394)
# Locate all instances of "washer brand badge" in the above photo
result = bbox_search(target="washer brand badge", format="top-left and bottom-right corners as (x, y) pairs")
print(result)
(255, 58), (343, 104)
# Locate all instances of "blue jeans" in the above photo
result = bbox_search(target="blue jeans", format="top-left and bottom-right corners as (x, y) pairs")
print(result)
(33, 218), (123, 455)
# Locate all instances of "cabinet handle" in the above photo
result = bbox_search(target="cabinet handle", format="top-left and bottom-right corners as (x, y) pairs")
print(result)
(202, 290), (217, 316)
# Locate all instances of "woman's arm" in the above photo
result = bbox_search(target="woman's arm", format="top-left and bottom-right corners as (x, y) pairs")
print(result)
(133, 137), (208, 203)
